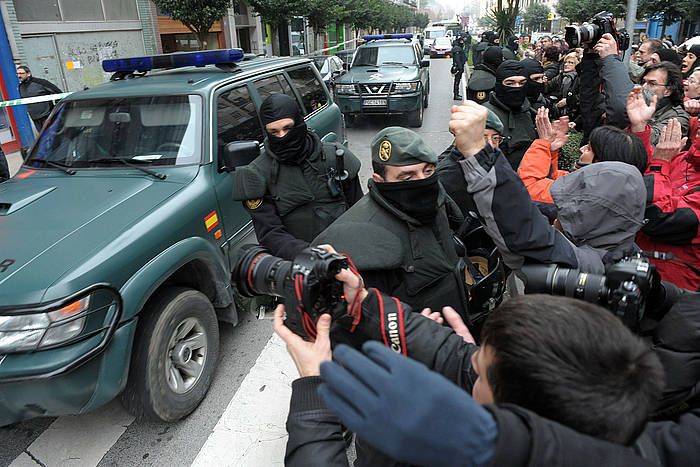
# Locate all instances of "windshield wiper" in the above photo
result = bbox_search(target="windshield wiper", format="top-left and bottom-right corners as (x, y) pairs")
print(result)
(381, 62), (409, 68)
(88, 158), (167, 180)
(26, 157), (76, 175)
(353, 62), (376, 67)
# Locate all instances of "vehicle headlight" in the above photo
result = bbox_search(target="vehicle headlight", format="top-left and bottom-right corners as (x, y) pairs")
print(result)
(335, 84), (357, 94)
(0, 296), (89, 353)
(393, 82), (420, 93)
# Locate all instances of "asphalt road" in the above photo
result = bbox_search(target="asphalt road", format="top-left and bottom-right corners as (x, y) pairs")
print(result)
(0, 56), (460, 467)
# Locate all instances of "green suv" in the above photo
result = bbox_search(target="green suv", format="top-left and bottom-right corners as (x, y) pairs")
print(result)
(334, 34), (430, 128)
(0, 49), (344, 426)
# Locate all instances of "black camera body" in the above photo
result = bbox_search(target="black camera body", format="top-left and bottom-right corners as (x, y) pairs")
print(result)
(232, 244), (349, 339)
(521, 255), (655, 330)
(565, 11), (630, 52)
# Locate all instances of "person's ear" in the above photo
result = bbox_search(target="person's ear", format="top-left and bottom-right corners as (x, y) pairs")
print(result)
(372, 173), (385, 183)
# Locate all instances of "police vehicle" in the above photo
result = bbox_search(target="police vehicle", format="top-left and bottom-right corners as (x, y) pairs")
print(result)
(334, 34), (430, 128)
(0, 49), (344, 426)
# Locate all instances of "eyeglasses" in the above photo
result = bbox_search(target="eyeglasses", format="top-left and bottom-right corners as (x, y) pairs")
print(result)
(485, 135), (503, 143)
(642, 80), (669, 88)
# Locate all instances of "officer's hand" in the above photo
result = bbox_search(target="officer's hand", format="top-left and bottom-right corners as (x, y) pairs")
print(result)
(593, 33), (618, 59)
(442, 306), (476, 344)
(274, 305), (332, 377)
(420, 308), (444, 325)
(449, 102), (488, 158)
(335, 268), (368, 313)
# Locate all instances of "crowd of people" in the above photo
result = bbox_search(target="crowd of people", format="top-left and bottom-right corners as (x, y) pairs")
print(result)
(2, 24), (698, 463)
(235, 30), (700, 466)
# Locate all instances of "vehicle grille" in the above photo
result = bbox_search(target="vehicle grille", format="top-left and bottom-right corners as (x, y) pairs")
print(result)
(360, 83), (390, 95)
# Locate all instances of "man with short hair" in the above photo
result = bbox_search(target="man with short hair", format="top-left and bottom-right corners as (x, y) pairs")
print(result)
(638, 39), (665, 68)
(232, 93), (362, 260)
(16, 65), (62, 131)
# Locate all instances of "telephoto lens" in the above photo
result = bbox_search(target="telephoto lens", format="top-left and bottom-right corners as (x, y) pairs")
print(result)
(565, 24), (598, 49)
(521, 264), (608, 303)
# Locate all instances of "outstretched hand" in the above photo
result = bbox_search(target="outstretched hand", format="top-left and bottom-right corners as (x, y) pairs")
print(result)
(653, 118), (687, 162)
(274, 305), (332, 377)
(626, 85), (657, 132)
(535, 107), (569, 152)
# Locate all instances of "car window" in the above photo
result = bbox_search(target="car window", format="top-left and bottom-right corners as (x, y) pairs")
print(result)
(287, 66), (328, 114)
(435, 38), (452, 46)
(253, 74), (295, 103)
(353, 45), (417, 66)
(216, 85), (264, 151)
(31, 95), (202, 167)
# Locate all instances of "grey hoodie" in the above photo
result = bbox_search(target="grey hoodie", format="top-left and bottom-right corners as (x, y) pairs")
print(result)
(551, 161), (646, 263)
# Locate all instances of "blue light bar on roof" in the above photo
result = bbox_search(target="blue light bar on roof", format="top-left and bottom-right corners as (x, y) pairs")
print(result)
(362, 33), (413, 41)
(102, 49), (245, 73)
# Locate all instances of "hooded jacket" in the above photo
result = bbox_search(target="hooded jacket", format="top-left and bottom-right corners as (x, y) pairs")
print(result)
(459, 144), (645, 274)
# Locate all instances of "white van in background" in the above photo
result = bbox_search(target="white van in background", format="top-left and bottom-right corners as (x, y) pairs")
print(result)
(423, 26), (448, 54)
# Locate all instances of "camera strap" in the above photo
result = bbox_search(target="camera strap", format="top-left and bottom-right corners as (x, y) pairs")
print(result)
(362, 289), (408, 356)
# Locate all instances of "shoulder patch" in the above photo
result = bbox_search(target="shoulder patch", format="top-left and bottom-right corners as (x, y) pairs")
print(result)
(245, 198), (263, 210)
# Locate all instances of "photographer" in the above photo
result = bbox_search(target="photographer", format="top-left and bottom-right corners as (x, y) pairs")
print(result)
(594, 34), (689, 143)
(277, 280), (669, 466)
(450, 101), (646, 274)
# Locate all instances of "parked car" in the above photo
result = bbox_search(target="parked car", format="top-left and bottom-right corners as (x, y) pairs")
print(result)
(0, 49), (345, 427)
(312, 55), (346, 90)
(334, 33), (430, 128)
(430, 37), (453, 58)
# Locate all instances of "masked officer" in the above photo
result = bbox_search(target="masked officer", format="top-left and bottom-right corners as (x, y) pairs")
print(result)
(313, 127), (469, 321)
(482, 60), (537, 169)
(467, 46), (504, 104)
(232, 93), (362, 260)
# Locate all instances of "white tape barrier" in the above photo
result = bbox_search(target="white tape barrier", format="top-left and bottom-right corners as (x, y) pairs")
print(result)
(0, 92), (72, 108)
(305, 38), (359, 56)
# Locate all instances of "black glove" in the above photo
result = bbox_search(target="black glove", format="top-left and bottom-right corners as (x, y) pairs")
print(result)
(319, 342), (497, 467)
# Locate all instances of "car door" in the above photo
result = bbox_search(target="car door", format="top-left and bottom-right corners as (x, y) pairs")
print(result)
(212, 83), (265, 268)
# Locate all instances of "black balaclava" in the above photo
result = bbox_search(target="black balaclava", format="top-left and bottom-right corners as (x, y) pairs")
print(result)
(507, 35), (519, 53)
(521, 58), (545, 99)
(495, 60), (527, 110)
(482, 46), (504, 73)
(374, 174), (440, 225)
(260, 93), (314, 164)
(484, 31), (497, 45)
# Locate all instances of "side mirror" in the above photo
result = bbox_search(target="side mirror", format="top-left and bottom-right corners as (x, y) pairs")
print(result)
(420, 59), (430, 68)
(221, 140), (260, 172)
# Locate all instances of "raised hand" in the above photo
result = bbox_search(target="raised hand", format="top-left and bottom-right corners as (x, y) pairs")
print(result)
(626, 85), (657, 132)
(592, 33), (619, 59)
(536, 107), (569, 152)
(449, 102), (488, 158)
(653, 118), (687, 162)
(273, 305), (331, 377)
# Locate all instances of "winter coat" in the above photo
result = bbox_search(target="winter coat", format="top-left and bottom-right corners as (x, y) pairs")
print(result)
(18, 76), (62, 121)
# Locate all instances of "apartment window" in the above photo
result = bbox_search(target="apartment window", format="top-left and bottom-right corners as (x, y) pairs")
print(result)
(13, 0), (138, 22)
(59, 0), (105, 21)
(13, 0), (61, 21)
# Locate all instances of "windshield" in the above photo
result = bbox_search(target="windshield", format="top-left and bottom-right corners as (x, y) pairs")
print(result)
(313, 56), (330, 74)
(425, 30), (446, 39)
(353, 46), (416, 66)
(29, 95), (202, 168)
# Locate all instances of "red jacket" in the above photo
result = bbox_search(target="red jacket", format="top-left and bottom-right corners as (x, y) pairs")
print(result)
(636, 126), (700, 291)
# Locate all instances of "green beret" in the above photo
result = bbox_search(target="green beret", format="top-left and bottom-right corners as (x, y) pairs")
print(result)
(371, 126), (437, 166)
(485, 109), (504, 134)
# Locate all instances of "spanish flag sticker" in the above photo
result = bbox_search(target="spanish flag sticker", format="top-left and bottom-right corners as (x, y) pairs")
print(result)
(204, 211), (219, 232)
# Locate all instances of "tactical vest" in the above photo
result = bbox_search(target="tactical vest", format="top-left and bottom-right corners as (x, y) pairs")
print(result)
(314, 184), (469, 319)
(245, 137), (360, 242)
(467, 68), (496, 104)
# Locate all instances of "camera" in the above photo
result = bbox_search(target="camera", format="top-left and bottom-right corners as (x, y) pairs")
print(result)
(232, 244), (349, 339)
(565, 11), (630, 52)
(520, 255), (655, 330)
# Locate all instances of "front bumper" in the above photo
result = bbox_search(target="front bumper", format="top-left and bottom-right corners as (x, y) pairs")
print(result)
(0, 286), (134, 426)
(335, 92), (422, 116)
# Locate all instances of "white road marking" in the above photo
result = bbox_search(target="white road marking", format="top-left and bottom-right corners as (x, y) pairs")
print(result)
(9, 401), (135, 467)
(192, 334), (297, 467)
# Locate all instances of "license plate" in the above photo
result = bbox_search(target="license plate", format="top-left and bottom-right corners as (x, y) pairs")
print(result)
(363, 99), (387, 106)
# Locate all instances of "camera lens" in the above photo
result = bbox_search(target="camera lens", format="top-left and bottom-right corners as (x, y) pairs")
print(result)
(565, 24), (598, 48)
(522, 264), (607, 303)
(231, 244), (292, 298)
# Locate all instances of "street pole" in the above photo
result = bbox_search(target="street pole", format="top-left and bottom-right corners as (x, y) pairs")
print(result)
(624, 0), (638, 64)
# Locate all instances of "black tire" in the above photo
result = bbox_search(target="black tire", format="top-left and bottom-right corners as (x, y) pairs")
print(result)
(344, 114), (355, 128)
(120, 287), (220, 422)
(408, 97), (424, 128)
(423, 89), (429, 108)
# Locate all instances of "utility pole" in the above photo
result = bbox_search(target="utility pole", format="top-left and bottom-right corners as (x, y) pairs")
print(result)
(624, 0), (638, 64)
